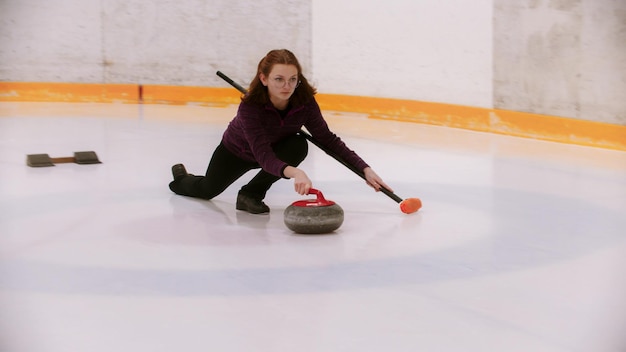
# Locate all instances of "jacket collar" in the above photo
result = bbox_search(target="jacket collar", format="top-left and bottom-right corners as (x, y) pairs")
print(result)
(264, 102), (305, 115)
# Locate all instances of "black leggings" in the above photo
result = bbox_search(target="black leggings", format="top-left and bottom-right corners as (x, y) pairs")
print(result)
(170, 134), (308, 200)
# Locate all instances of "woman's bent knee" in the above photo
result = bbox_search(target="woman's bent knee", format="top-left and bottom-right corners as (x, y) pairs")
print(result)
(275, 134), (308, 165)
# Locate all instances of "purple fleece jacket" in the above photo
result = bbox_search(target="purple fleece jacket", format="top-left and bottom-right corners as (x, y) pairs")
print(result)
(221, 97), (369, 178)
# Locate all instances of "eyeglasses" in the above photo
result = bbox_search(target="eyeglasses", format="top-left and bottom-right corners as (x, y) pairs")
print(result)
(271, 76), (301, 88)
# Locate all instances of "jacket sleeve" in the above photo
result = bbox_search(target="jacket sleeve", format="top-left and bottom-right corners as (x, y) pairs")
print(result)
(303, 100), (370, 172)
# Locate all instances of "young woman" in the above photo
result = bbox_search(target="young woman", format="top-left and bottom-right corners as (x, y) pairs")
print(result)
(169, 49), (392, 214)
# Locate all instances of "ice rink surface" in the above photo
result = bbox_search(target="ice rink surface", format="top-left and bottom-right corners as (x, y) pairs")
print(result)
(1, 102), (625, 352)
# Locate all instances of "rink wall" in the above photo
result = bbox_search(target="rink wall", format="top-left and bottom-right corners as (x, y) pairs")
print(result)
(0, 0), (624, 149)
(1, 82), (625, 151)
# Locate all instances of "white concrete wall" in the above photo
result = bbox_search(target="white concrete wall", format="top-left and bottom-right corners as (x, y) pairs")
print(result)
(1, 0), (624, 125)
(0, 0), (312, 87)
(494, 0), (626, 125)
(311, 0), (493, 108)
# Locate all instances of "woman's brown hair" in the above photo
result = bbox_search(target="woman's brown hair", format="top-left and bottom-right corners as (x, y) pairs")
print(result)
(243, 49), (316, 107)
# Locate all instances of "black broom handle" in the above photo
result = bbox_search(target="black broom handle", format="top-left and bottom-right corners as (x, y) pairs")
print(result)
(216, 71), (247, 96)
(216, 71), (403, 204)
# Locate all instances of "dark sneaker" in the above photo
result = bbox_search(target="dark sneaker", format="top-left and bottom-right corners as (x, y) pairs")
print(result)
(236, 193), (270, 214)
(171, 163), (189, 181)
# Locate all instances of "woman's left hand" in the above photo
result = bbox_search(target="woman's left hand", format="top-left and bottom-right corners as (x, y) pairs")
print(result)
(363, 167), (393, 192)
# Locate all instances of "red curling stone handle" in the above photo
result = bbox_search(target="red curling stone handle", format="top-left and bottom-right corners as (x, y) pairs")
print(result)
(291, 188), (336, 207)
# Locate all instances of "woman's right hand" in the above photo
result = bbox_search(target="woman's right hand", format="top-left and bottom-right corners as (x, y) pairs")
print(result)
(284, 166), (312, 195)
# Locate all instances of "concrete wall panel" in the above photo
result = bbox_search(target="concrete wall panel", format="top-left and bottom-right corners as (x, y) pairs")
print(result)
(494, 0), (626, 124)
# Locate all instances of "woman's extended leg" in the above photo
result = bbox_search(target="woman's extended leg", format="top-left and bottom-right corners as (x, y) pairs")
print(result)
(169, 143), (256, 199)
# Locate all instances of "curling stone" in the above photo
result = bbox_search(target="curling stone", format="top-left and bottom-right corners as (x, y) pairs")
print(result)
(284, 188), (344, 234)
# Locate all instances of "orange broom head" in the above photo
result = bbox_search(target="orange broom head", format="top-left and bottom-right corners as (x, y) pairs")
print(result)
(399, 198), (422, 214)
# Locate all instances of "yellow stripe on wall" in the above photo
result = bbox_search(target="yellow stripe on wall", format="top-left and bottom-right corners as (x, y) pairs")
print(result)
(1, 82), (625, 151)
(314, 94), (626, 151)
(141, 85), (241, 106)
(0, 82), (138, 103)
